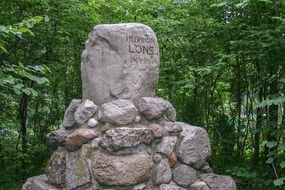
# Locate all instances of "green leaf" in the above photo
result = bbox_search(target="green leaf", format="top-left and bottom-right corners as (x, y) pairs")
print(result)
(266, 141), (278, 149)
(266, 157), (274, 164)
(280, 161), (285, 169)
(22, 88), (31, 96)
(273, 177), (285, 187)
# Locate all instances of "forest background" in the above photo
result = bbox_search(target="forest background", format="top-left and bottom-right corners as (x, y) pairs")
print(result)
(0, 0), (285, 189)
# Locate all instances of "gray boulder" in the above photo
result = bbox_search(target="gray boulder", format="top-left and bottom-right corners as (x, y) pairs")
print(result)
(65, 128), (98, 151)
(91, 151), (153, 186)
(99, 99), (138, 125)
(200, 174), (237, 190)
(159, 183), (187, 190)
(172, 164), (198, 187)
(100, 127), (153, 151)
(65, 150), (91, 190)
(46, 149), (66, 185)
(137, 97), (176, 121)
(46, 128), (72, 150)
(156, 136), (177, 156)
(74, 99), (97, 125)
(62, 99), (81, 129)
(175, 122), (211, 169)
(153, 159), (172, 185)
(81, 23), (160, 105)
(190, 181), (210, 190)
(22, 175), (59, 190)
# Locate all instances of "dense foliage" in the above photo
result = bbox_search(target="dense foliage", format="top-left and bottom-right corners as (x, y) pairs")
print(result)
(0, 0), (284, 189)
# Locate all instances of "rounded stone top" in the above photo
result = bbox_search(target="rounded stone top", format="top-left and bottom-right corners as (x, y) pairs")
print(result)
(81, 23), (160, 105)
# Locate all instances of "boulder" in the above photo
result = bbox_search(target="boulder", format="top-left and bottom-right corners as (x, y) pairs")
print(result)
(156, 136), (177, 156)
(81, 23), (160, 105)
(200, 174), (237, 190)
(46, 149), (66, 185)
(62, 99), (81, 129)
(91, 151), (153, 186)
(172, 164), (198, 187)
(100, 127), (153, 151)
(65, 128), (98, 151)
(22, 175), (59, 190)
(46, 128), (72, 150)
(137, 97), (176, 121)
(99, 99), (138, 125)
(175, 122), (211, 169)
(159, 183), (187, 190)
(65, 150), (91, 190)
(147, 123), (167, 138)
(162, 122), (182, 135)
(74, 99), (97, 125)
(190, 181), (210, 190)
(152, 159), (172, 185)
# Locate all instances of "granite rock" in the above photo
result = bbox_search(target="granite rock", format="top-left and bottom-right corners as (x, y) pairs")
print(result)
(62, 99), (81, 129)
(74, 99), (97, 125)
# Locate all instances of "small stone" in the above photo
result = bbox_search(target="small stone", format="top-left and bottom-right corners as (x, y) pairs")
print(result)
(138, 97), (176, 121)
(46, 149), (66, 185)
(163, 122), (182, 135)
(175, 122), (211, 169)
(100, 127), (154, 151)
(132, 184), (147, 190)
(46, 128), (72, 150)
(81, 144), (93, 158)
(22, 175), (59, 190)
(168, 152), (178, 168)
(159, 183), (187, 190)
(148, 123), (167, 138)
(190, 181), (209, 190)
(200, 174), (237, 190)
(200, 163), (213, 173)
(74, 99), (97, 125)
(65, 150), (91, 190)
(153, 159), (172, 185)
(156, 136), (177, 156)
(135, 115), (141, 123)
(91, 151), (153, 186)
(87, 118), (98, 128)
(99, 99), (138, 125)
(153, 154), (162, 163)
(172, 164), (198, 187)
(65, 128), (98, 151)
(90, 138), (100, 149)
(62, 99), (81, 129)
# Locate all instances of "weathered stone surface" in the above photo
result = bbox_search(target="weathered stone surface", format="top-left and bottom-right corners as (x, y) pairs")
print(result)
(65, 150), (91, 190)
(175, 122), (211, 169)
(190, 181), (210, 190)
(153, 153), (162, 163)
(46, 128), (72, 150)
(200, 174), (237, 190)
(81, 23), (159, 105)
(159, 183), (187, 190)
(87, 118), (98, 128)
(156, 136), (177, 156)
(200, 163), (213, 174)
(100, 127), (153, 151)
(173, 164), (198, 187)
(147, 123), (167, 138)
(65, 128), (98, 151)
(22, 175), (59, 190)
(99, 99), (138, 125)
(138, 97), (176, 121)
(162, 122), (182, 135)
(74, 99), (97, 125)
(62, 99), (81, 129)
(153, 159), (172, 185)
(46, 149), (66, 185)
(91, 151), (153, 186)
(132, 184), (147, 190)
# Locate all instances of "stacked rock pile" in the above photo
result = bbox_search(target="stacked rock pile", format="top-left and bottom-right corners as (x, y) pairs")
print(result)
(22, 23), (236, 190)
(22, 97), (236, 190)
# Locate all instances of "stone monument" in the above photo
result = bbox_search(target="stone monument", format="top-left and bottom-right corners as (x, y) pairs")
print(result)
(22, 23), (237, 190)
